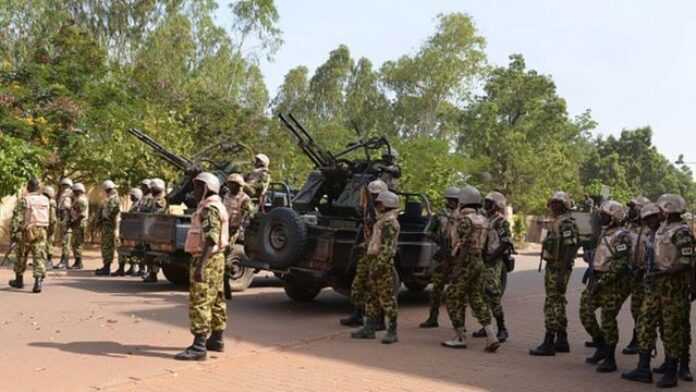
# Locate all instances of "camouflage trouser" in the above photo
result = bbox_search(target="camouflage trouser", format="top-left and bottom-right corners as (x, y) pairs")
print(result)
(350, 255), (370, 308)
(428, 260), (452, 314)
(445, 256), (491, 329)
(100, 225), (118, 265)
(71, 226), (85, 259)
(60, 227), (72, 258)
(579, 277), (630, 345)
(483, 261), (504, 320)
(189, 253), (227, 335)
(543, 265), (572, 333)
(637, 274), (690, 358)
(45, 229), (54, 261)
(14, 228), (47, 278)
(629, 271), (645, 324)
(365, 260), (398, 321)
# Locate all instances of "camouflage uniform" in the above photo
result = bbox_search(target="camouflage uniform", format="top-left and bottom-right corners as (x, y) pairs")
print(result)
(99, 192), (121, 267)
(141, 193), (167, 280)
(364, 209), (401, 323)
(483, 213), (512, 323)
(11, 193), (49, 278)
(244, 168), (271, 206)
(57, 189), (73, 262)
(45, 196), (57, 265)
(426, 208), (457, 319)
(70, 194), (89, 261)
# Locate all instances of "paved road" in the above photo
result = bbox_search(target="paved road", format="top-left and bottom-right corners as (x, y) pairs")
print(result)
(0, 245), (693, 392)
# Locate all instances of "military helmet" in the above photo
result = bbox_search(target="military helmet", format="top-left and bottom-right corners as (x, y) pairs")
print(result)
(43, 185), (56, 199)
(443, 187), (461, 200)
(150, 178), (165, 192)
(60, 178), (73, 187)
(657, 194), (687, 214)
(376, 191), (400, 209)
(600, 200), (625, 222)
(485, 191), (507, 210)
(459, 185), (482, 207)
(140, 179), (152, 188)
(548, 191), (572, 210)
(640, 202), (661, 220)
(129, 188), (143, 201)
(255, 153), (270, 168)
(226, 173), (245, 185)
(193, 172), (221, 194)
(102, 180), (116, 191)
(72, 183), (86, 193)
(367, 179), (388, 194)
(628, 196), (651, 209)
(382, 148), (398, 161)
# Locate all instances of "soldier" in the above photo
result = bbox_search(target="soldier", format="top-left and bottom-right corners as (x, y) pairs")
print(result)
(175, 172), (229, 361)
(244, 154), (271, 206)
(142, 178), (167, 282)
(472, 192), (513, 342)
(580, 200), (632, 373)
(69, 183), (89, 270)
(95, 181), (121, 276)
(622, 196), (651, 355)
(140, 179), (152, 209)
(420, 186), (460, 328)
(340, 179), (389, 328)
(351, 191), (401, 344)
(42, 185), (57, 270)
(222, 174), (253, 299)
(623, 195), (694, 387)
(9, 178), (50, 293)
(442, 185), (500, 352)
(118, 188), (143, 276)
(56, 178), (73, 269)
(530, 191), (580, 356)
(375, 148), (401, 189)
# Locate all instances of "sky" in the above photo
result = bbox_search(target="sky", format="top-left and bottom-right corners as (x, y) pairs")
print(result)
(219, 0), (696, 165)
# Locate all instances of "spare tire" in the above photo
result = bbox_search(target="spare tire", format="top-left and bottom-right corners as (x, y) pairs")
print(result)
(253, 207), (307, 269)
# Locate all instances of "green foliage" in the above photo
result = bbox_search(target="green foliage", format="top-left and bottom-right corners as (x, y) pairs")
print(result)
(0, 134), (43, 196)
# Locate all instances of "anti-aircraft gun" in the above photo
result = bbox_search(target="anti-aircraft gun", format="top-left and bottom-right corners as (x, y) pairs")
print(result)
(242, 113), (436, 302)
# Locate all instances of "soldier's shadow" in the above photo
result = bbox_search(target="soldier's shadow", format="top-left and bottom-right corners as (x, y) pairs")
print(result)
(29, 341), (180, 359)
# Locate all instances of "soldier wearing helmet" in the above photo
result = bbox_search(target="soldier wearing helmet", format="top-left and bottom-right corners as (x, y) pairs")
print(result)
(222, 173), (253, 299)
(139, 178), (168, 282)
(42, 185), (57, 269)
(624, 194), (694, 387)
(56, 178), (74, 269)
(626, 196), (651, 230)
(442, 185), (500, 353)
(340, 178), (390, 329)
(138, 179), (152, 212)
(244, 154), (271, 206)
(420, 186), (461, 329)
(95, 180), (121, 276)
(8, 178), (50, 293)
(470, 192), (513, 343)
(176, 172), (230, 361)
(530, 191), (580, 357)
(68, 183), (88, 270)
(116, 188), (144, 276)
(375, 148), (401, 189)
(578, 200), (633, 373)
(351, 191), (401, 344)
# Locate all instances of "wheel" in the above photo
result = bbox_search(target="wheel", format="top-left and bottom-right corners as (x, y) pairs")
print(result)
(404, 280), (428, 293)
(248, 207), (307, 269)
(162, 263), (189, 286)
(283, 277), (322, 302)
(227, 245), (254, 292)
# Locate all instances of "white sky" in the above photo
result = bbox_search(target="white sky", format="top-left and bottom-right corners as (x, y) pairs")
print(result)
(219, 0), (696, 164)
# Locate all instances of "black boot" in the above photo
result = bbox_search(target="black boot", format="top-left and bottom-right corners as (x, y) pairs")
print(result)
(143, 271), (158, 283)
(381, 318), (398, 344)
(585, 336), (602, 348)
(622, 329), (639, 355)
(175, 334), (207, 361)
(597, 344), (618, 373)
(679, 354), (693, 382)
(57, 255), (68, 269)
(655, 360), (668, 374)
(206, 330), (225, 352)
(125, 264), (135, 276)
(351, 318), (376, 339)
(585, 337), (607, 364)
(110, 264), (126, 277)
(374, 312), (386, 332)
(472, 328), (487, 338)
(70, 257), (83, 270)
(529, 332), (556, 356)
(9, 273), (24, 289)
(419, 309), (439, 328)
(622, 351), (654, 383)
(32, 277), (43, 293)
(340, 307), (364, 327)
(495, 315), (509, 343)
(657, 357), (678, 388)
(554, 331), (570, 353)
(95, 264), (111, 276)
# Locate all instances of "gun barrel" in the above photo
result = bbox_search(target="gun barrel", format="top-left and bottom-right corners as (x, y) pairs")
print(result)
(278, 114), (325, 167)
(127, 128), (193, 171)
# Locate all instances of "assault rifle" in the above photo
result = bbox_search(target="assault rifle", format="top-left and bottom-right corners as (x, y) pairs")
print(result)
(1, 241), (17, 267)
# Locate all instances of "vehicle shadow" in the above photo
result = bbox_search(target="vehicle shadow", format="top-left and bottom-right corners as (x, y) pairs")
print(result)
(29, 341), (180, 360)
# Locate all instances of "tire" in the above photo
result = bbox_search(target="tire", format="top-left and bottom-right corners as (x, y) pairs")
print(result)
(283, 277), (322, 302)
(253, 207), (307, 270)
(162, 263), (189, 286)
(227, 246), (254, 292)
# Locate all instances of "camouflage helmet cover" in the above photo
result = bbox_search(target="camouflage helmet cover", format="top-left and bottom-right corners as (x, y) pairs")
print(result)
(376, 191), (400, 209)
(549, 191), (572, 209)
(367, 179), (388, 194)
(628, 196), (651, 209)
(600, 200), (625, 222)
(640, 202), (661, 220)
(485, 191), (507, 210)
(657, 193), (686, 214)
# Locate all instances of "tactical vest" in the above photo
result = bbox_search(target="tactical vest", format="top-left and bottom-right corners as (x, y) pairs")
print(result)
(58, 190), (72, 211)
(70, 195), (88, 223)
(655, 222), (693, 271)
(592, 227), (629, 272)
(630, 226), (651, 270)
(486, 214), (505, 257)
(185, 195), (230, 256)
(452, 209), (488, 256)
(101, 194), (119, 220)
(224, 191), (251, 228)
(24, 193), (50, 229)
(367, 209), (400, 257)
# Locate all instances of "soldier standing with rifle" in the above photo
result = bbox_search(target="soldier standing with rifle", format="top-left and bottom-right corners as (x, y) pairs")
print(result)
(141, 178), (167, 282)
(116, 188), (143, 276)
(244, 154), (271, 207)
(222, 174), (253, 299)
(8, 178), (50, 293)
(529, 191), (580, 356)
(420, 187), (460, 328)
(56, 178), (73, 269)
(42, 185), (57, 270)
(96, 181), (121, 276)
(69, 183), (88, 270)
(340, 179), (389, 329)
(579, 200), (632, 373)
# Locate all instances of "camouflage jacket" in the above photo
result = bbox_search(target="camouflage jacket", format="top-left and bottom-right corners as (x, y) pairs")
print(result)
(99, 193), (121, 230)
(542, 212), (580, 268)
(244, 168), (271, 201)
